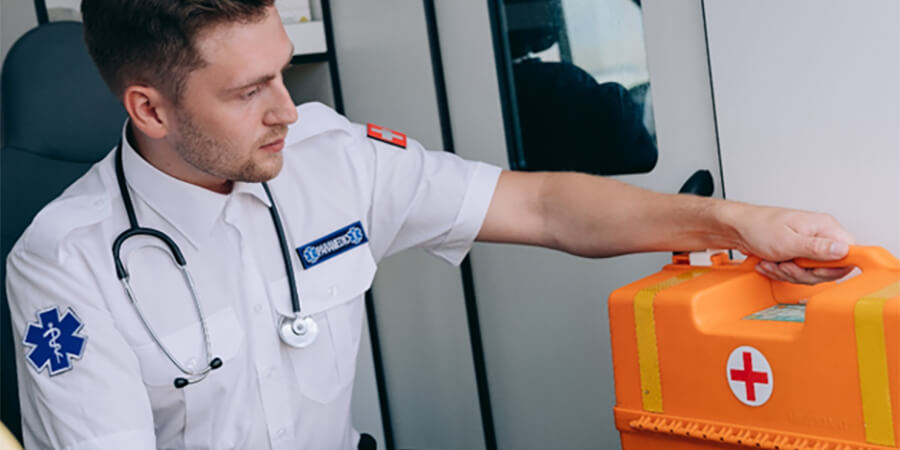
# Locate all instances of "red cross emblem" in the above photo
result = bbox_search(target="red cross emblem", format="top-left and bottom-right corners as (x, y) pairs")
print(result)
(367, 123), (407, 149)
(726, 346), (773, 406)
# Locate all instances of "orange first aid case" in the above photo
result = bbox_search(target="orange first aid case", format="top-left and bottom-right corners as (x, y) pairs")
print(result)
(608, 246), (900, 449)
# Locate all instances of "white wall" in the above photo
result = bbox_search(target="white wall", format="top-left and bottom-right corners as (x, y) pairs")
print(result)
(0, 0), (38, 127)
(705, 0), (900, 257)
(0, 0), (37, 64)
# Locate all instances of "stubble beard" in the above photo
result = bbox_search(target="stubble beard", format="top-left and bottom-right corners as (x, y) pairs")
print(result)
(174, 109), (286, 183)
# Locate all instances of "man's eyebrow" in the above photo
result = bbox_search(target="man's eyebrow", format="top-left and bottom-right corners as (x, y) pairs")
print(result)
(229, 74), (276, 93)
(227, 44), (295, 93)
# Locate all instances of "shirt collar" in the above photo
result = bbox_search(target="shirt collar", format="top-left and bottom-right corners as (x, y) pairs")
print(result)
(120, 122), (272, 248)
(234, 180), (273, 209)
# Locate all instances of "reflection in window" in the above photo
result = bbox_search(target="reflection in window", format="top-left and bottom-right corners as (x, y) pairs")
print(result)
(503, 0), (657, 175)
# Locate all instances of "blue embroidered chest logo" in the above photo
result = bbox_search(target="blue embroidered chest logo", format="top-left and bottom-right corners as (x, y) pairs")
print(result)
(297, 221), (368, 269)
(23, 306), (87, 376)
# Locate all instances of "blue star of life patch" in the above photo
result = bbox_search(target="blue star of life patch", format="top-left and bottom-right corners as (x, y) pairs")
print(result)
(23, 306), (87, 376)
(297, 221), (368, 269)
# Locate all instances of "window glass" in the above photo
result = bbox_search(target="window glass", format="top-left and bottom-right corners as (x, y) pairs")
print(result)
(503, 0), (657, 175)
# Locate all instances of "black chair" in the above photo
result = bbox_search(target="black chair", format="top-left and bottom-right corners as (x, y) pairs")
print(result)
(1, 21), (126, 441)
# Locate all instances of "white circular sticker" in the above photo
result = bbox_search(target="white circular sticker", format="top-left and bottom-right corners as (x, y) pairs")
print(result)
(726, 346), (773, 406)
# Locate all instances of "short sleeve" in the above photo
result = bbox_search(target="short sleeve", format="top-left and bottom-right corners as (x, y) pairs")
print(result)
(6, 246), (156, 450)
(348, 125), (501, 265)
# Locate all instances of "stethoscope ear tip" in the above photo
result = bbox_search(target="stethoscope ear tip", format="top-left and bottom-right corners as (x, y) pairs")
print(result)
(173, 358), (224, 388)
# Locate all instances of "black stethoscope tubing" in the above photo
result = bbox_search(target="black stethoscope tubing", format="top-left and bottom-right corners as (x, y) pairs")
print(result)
(111, 139), (308, 388)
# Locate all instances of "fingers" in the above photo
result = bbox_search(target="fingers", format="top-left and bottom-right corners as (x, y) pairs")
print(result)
(756, 261), (791, 282)
(787, 212), (855, 261)
(777, 262), (830, 285)
(811, 266), (856, 279)
(755, 261), (854, 285)
(797, 236), (850, 262)
(816, 214), (857, 245)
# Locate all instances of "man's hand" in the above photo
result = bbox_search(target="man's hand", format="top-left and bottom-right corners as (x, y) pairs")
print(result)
(723, 203), (856, 284)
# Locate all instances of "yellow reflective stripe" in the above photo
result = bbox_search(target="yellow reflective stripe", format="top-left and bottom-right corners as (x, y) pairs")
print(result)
(855, 281), (900, 446)
(634, 269), (709, 413)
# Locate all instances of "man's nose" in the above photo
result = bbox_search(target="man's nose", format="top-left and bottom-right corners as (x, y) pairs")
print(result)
(264, 81), (299, 126)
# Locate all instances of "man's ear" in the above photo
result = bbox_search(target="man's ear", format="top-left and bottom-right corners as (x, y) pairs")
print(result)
(122, 85), (173, 139)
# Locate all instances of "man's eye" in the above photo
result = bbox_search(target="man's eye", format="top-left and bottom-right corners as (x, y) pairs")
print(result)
(244, 87), (261, 99)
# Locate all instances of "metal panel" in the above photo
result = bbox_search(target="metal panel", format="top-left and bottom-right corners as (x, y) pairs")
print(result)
(327, 1), (486, 448)
(436, 0), (722, 448)
(705, 0), (900, 256)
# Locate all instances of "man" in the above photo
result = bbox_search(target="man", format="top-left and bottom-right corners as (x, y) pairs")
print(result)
(6, 1), (854, 449)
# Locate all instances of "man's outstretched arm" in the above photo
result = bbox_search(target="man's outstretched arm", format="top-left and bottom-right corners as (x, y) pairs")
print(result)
(477, 171), (855, 284)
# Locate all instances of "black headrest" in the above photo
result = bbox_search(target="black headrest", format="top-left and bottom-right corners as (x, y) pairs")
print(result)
(1, 21), (125, 162)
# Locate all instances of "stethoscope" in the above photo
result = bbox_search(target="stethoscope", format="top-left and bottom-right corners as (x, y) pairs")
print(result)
(112, 139), (318, 389)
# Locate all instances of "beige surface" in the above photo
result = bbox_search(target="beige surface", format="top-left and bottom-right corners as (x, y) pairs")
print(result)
(0, 422), (22, 450)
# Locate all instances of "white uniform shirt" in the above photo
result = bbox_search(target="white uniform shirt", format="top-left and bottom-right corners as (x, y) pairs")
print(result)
(6, 102), (501, 450)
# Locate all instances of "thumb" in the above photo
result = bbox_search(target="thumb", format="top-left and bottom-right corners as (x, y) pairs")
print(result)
(798, 236), (849, 261)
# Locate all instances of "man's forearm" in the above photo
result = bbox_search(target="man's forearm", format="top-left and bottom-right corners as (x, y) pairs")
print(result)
(480, 170), (853, 283)
(540, 172), (744, 257)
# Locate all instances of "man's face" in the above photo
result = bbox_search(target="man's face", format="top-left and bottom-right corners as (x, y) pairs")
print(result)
(170, 6), (297, 184)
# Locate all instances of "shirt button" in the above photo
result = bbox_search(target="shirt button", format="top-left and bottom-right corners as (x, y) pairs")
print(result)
(266, 367), (276, 378)
(186, 358), (197, 370)
(329, 286), (337, 297)
(253, 304), (263, 313)
(277, 428), (286, 437)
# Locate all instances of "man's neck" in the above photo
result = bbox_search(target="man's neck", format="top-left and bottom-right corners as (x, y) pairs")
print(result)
(127, 123), (233, 194)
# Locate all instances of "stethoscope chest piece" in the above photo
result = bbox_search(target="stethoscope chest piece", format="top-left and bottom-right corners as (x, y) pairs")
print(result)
(279, 315), (319, 348)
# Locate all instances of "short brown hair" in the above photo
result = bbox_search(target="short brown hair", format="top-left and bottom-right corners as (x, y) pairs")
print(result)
(81, 0), (274, 102)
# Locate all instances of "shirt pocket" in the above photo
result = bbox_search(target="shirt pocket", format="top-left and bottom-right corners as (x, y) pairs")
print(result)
(267, 243), (376, 404)
(131, 307), (246, 446)
(133, 306), (244, 386)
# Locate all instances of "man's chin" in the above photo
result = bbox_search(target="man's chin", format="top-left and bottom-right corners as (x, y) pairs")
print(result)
(237, 155), (284, 183)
